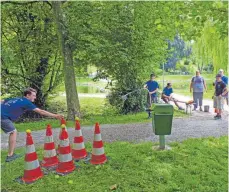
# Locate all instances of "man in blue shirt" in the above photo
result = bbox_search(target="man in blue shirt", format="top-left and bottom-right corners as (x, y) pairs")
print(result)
(144, 73), (159, 118)
(161, 83), (183, 110)
(1, 88), (63, 162)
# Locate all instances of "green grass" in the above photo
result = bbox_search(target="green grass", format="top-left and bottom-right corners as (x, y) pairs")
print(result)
(157, 74), (215, 100)
(157, 74), (213, 81)
(1, 136), (227, 192)
(13, 109), (186, 132)
(175, 89), (213, 100)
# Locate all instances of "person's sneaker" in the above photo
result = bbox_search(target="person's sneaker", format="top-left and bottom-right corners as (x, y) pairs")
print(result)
(214, 115), (222, 120)
(199, 107), (203, 111)
(5, 153), (22, 163)
(192, 108), (197, 111)
(178, 107), (184, 110)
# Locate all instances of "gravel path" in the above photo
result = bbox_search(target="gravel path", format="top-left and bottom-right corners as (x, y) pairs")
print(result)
(1, 110), (228, 150)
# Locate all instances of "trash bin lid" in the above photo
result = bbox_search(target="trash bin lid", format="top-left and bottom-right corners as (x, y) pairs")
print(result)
(151, 103), (174, 113)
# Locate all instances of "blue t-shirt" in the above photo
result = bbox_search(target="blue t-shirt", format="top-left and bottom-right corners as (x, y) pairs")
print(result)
(1, 97), (37, 121)
(145, 80), (159, 97)
(163, 87), (173, 96)
(191, 76), (205, 93)
(222, 76), (228, 85)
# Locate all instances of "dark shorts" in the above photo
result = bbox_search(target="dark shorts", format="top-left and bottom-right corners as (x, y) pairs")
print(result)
(1, 119), (16, 134)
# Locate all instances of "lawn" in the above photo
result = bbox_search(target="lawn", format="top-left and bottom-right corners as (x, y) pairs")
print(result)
(157, 74), (215, 100)
(13, 109), (186, 133)
(1, 136), (228, 192)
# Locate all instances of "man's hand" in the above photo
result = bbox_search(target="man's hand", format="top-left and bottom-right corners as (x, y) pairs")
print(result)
(55, 114), (64, 120)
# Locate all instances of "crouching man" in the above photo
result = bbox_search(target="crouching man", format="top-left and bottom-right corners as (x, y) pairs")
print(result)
(1, 88), (64, 162)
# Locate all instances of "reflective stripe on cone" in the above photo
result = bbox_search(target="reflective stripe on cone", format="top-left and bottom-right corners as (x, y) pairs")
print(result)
(25, 160), (40, 170)
(92, 147), (105, 156)
(44, 149), (56, 158)
(26, 145), (35, 154)
(94, 134), (102, 141)
(72, 143), (85, 150)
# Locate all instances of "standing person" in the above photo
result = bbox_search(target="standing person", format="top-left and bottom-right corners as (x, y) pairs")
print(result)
(213, 74), (227, 119)
(144, 73), (159, 118)
(1, 88), (64, 162)
(190, 70), (207, 111)
(161, 83), (184, 110)
(219, 69), (228, 105)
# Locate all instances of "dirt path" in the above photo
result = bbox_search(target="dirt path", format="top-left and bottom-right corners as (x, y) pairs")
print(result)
(1, 110), (228, 150)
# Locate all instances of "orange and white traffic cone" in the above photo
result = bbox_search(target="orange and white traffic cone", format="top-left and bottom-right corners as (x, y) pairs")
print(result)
(21, 129), (43, 183)
(90, 123), (107, 165)
(72, 118), (88, 160)
(41, 125), (58, 169)
(56, 125), (75, 175)
(57, 120), (66, 154)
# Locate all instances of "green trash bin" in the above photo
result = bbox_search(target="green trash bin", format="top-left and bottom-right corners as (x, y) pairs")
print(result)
(151, 104), (174, 150)
(152, 103), (174, 135)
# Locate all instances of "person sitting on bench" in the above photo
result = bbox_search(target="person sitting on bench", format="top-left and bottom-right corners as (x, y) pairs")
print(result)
(161, 83), (183, 110)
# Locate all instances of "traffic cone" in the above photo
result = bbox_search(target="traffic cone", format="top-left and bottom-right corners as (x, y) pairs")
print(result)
(56, 125), (75, 175)
(90, 122), (107, 165)
(72, 118), (87, 160)
(22, 130), (43, 183)
(57, 120), (66, 154)
(41, 125), (58, 168)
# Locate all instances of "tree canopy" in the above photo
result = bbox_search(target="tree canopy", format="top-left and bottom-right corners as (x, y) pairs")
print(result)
(1, 1), (228, 115)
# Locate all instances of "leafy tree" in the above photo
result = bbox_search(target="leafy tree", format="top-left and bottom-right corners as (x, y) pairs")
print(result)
(164, 35), (192, 72)
(1, 2), (63, 118)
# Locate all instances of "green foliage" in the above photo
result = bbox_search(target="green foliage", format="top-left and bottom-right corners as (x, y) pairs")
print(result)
(193, 21), (228, 73)
(1, 1), (227, 115)
(1, 2), (63, 108)
(1, 136), (228, 191)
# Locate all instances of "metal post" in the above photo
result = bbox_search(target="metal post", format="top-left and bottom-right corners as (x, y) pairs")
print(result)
(162, 63), (165, 89)
(159, 135), (165, 149)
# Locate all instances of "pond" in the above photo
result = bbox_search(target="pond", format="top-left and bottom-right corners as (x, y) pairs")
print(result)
(77, 85), (107, 94)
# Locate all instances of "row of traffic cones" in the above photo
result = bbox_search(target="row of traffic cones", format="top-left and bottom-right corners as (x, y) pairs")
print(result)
(18, 119), (107, 184)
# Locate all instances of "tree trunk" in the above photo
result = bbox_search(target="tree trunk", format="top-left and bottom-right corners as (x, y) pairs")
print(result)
(52, 1), (80, 120)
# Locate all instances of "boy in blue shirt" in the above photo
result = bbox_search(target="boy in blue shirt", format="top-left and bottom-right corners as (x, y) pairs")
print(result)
(161, 83), (183, 110)
(1, 88), (63, 162)
(219, 69), (228, 105)
(144, 73), (159, 118)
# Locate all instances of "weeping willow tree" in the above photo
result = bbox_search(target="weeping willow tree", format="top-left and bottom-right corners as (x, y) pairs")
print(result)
(193, 21), (228, 74)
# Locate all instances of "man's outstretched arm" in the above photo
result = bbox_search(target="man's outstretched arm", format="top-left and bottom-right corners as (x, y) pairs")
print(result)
(33, 108), (63, 120)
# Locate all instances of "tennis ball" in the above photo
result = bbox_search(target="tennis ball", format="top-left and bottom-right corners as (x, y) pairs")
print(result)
(68, 180), (73, 184)
(55, 175), (59, 179)
(75, 117), (80, 121)
(61, 124), (65, 129)
(26, 129), (31, 134)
